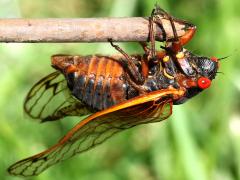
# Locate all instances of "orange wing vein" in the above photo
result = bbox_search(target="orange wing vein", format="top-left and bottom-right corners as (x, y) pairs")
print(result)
(8, 88), (184, 176)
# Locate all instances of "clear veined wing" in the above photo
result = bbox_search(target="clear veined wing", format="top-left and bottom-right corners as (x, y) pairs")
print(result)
(24, 71), (91, 122)
(8, 88), (185, 177)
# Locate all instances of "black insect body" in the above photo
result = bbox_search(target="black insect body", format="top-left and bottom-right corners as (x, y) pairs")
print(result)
(7, 6), (221, 177)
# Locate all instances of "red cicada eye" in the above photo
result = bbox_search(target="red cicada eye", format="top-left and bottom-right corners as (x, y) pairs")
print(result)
(197, 77), (212, 89)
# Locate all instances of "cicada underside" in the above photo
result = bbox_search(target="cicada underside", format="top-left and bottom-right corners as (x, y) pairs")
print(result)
(7, 5), (221, 177)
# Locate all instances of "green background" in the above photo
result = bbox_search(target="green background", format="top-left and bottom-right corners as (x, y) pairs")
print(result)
(1, 0), (240, 179)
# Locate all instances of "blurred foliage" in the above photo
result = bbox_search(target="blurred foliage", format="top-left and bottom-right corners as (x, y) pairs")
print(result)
(0, 0), (240, 180)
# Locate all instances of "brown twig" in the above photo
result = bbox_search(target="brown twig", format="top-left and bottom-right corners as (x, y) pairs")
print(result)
(0, 17), (187, 43)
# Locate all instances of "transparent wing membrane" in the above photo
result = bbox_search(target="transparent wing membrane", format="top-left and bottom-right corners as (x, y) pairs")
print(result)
(7, 89), (184, 177)
(24, 71), (91, 122)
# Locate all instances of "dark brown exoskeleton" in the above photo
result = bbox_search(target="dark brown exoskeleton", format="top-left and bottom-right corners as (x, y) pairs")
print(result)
(8, 6), (220, 177)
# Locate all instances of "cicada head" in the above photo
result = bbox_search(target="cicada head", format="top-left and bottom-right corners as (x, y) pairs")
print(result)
(193, 55), (219, 80)
(174, 49), (220, 104)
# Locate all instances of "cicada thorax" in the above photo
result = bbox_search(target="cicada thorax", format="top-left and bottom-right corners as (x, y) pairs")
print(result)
(51, 55), (134, 111)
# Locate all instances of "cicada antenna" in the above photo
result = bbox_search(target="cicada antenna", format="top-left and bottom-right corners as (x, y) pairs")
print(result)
(218, 49), (239, 61)
(216, 71), (225, 75)
(218, 55), (230, 61)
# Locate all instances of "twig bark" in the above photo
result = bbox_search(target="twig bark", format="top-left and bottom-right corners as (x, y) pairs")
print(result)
(0, 17), (187, 43)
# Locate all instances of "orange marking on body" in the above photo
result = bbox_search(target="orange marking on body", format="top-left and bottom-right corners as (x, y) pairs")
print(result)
(156, 50), (166, 59)
(87, 56), (98, 76)
(96, 57), (107, 77)
(105, 58), (114, 78)
(110, 60), (125, 103)
(95, 57), (107, 88)
(66, 64), (77, 73)
(51, 55), (74, 71)
(141, 57), (149, 78)
(176, 73), (197, 88)
(171, 42), (182, 52)
(80, 56), (99, 98)
(74, 56), (87, 76)
(178, 77), (197, 88)
(179, 27), (196, 46)
(112, 60), (123, 77)
(186, 80), (197, 87)
(92, 57), (108, 107)
(102, 58), (114, 94)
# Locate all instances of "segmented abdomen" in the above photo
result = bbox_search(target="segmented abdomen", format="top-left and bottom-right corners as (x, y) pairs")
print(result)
(56, 55), (128, 110)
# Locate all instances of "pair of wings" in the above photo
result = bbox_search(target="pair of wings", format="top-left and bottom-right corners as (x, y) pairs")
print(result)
(8, 71), (184, 177)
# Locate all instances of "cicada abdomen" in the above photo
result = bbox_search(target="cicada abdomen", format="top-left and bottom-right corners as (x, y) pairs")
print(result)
(51, 55), (132, 111)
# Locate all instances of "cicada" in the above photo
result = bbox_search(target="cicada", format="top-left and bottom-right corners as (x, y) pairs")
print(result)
(7, 6), (219, 177)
